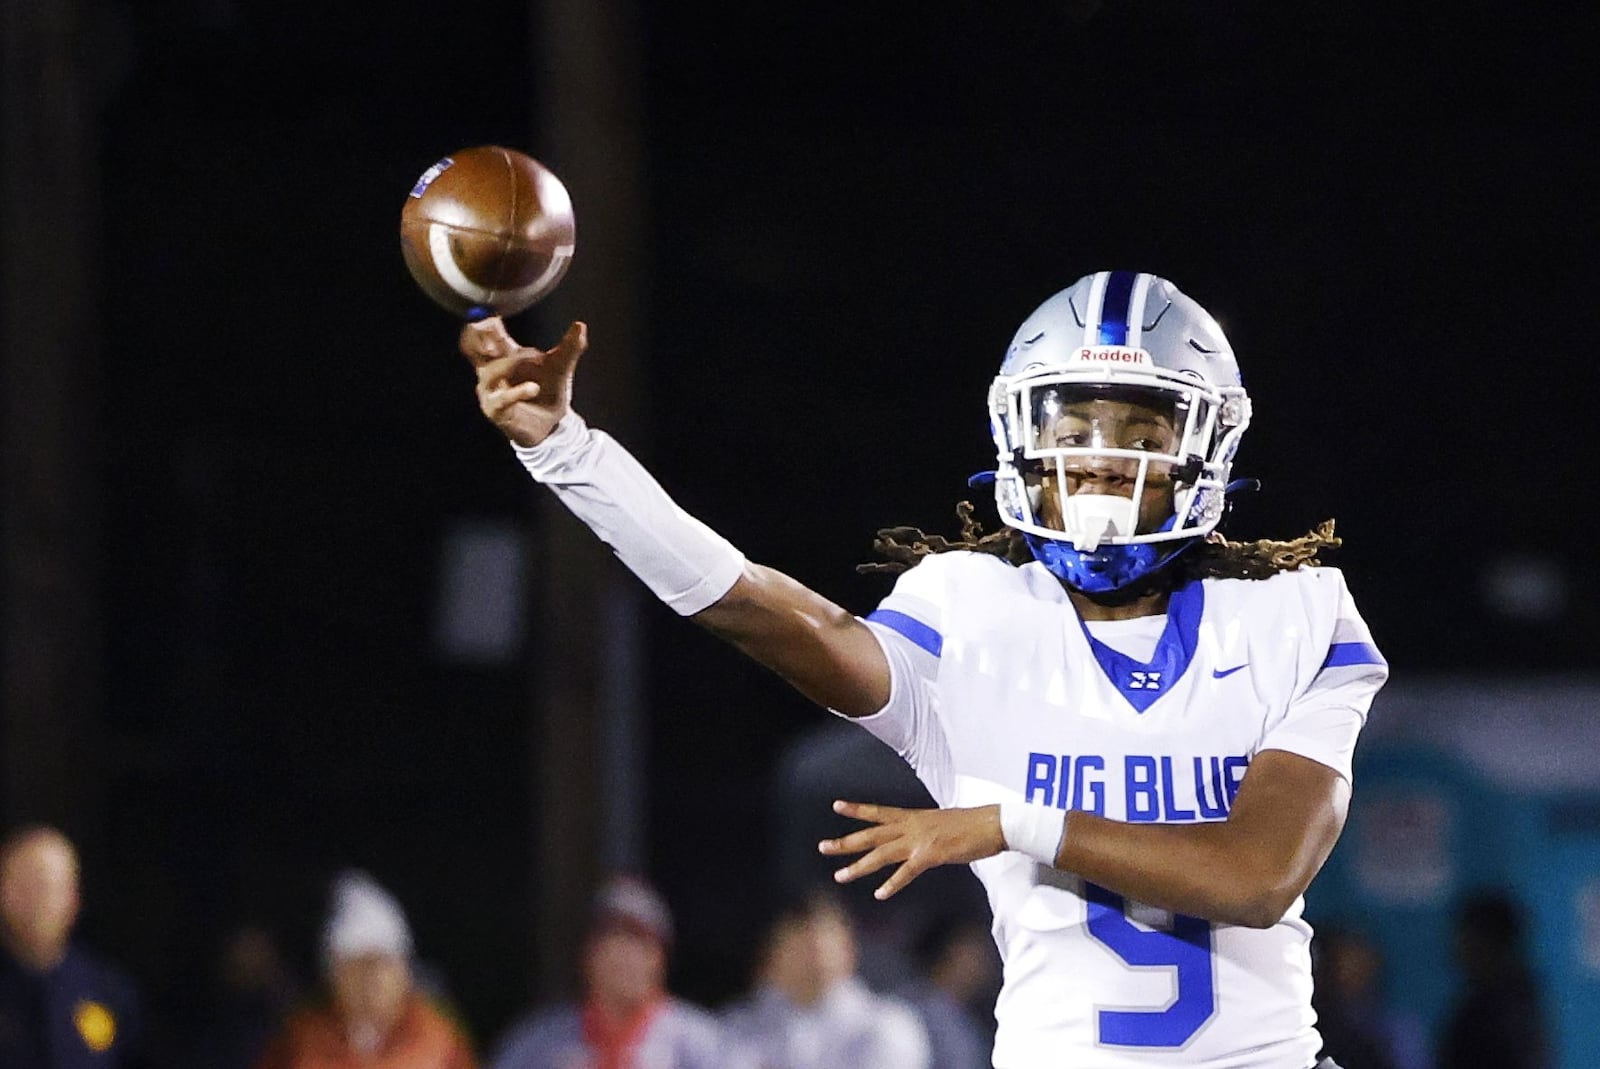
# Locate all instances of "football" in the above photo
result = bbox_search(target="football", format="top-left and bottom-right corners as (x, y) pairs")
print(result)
(400, 146), (575, 319)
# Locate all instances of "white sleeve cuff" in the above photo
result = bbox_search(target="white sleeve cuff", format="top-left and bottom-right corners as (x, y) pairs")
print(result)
(509, 410), (593, 479)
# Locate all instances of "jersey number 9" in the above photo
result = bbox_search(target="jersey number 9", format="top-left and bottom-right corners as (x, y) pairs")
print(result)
(1085, 883), (1217, 1047)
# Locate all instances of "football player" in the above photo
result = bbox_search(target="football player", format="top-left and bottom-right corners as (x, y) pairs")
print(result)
(461, 271), (1386, 1068)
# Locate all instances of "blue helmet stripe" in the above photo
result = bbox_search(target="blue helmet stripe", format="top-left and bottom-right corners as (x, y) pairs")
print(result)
(1096, 270), (1137, 345)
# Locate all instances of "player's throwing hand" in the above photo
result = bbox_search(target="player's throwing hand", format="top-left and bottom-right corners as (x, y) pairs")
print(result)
(820, 800), (1005, 901)
(460, 317), (588, 447)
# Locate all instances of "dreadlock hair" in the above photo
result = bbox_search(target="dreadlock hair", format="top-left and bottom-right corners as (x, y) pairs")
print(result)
(857, 501), (1340, 583)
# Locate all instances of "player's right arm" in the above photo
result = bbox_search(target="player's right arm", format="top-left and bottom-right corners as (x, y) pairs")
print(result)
(462, 317), (890, 718)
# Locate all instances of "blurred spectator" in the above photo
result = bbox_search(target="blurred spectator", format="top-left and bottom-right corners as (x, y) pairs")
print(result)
(719, 887), (930, 1069)
(185, 923), (302, 1069)
(894, 914), (997, 1069)
(490, 874), (736, 1069)
(253, 869), (476, 1069)
(0, 825), (148, 1068)
(1310, 926), (1427, 1069)
(1435, 890), (1550, 1069)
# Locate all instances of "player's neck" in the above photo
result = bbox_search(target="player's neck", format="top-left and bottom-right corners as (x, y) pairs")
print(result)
(1067, 586), (1171, 621)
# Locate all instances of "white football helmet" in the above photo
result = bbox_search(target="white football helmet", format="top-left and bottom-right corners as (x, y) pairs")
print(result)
(988, 271), (1252, 593)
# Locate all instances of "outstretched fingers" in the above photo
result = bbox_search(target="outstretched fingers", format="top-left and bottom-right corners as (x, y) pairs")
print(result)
(819, 799), (1008, 901)
(820, 798), (924, 900)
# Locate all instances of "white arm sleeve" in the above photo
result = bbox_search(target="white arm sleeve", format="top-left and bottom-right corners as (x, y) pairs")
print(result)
(511, 411), (746, 616)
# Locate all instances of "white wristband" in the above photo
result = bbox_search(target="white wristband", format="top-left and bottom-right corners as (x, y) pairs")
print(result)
(511, 411), (746, 616)
(999, 802), (1067, 867)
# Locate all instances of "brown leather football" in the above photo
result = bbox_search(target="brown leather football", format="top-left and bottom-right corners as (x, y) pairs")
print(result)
(400, 146), (575, 319)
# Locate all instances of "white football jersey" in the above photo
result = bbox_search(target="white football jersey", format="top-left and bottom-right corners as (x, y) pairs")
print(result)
(846, 551), (1388, 1069)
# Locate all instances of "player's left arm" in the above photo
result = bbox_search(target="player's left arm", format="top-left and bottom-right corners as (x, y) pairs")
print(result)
(1048, 748), (1346, 927)
(823, 748), (1347, 929)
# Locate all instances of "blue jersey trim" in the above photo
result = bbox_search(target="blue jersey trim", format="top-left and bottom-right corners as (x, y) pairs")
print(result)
(1321, 641), (1385, 668)
(1078, 580), (1204, 713)
(1097, 270), (1137, 345)
(867, 609), (943, 658)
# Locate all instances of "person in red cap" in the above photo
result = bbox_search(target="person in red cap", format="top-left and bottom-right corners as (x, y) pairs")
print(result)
(489, 875), (746, 1069)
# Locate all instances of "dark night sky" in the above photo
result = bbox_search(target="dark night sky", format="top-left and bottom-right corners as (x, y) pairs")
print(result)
(28, 0), (1600, 1050)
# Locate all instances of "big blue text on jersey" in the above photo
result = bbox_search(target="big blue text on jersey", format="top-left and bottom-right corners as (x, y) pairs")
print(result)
(1024, 752), (1249, 821)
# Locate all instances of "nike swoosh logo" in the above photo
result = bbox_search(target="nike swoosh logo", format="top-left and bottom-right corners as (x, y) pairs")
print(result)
(1212, 664), (1249, 679)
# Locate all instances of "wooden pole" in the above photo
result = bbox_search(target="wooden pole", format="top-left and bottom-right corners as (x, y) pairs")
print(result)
(0, 0), (103, 839)
(529, 0), (647, 1000)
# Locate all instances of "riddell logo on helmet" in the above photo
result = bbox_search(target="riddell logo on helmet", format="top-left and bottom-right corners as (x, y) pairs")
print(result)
(1075, 346), (1150, 365)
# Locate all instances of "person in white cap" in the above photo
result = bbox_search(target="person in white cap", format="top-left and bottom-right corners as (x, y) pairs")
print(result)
(253, 870), (476, 1069)
(489, 874), (744, 1069)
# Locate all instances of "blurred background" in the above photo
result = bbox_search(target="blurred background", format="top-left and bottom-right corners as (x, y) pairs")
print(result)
(2, 0), (1596, 1066)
